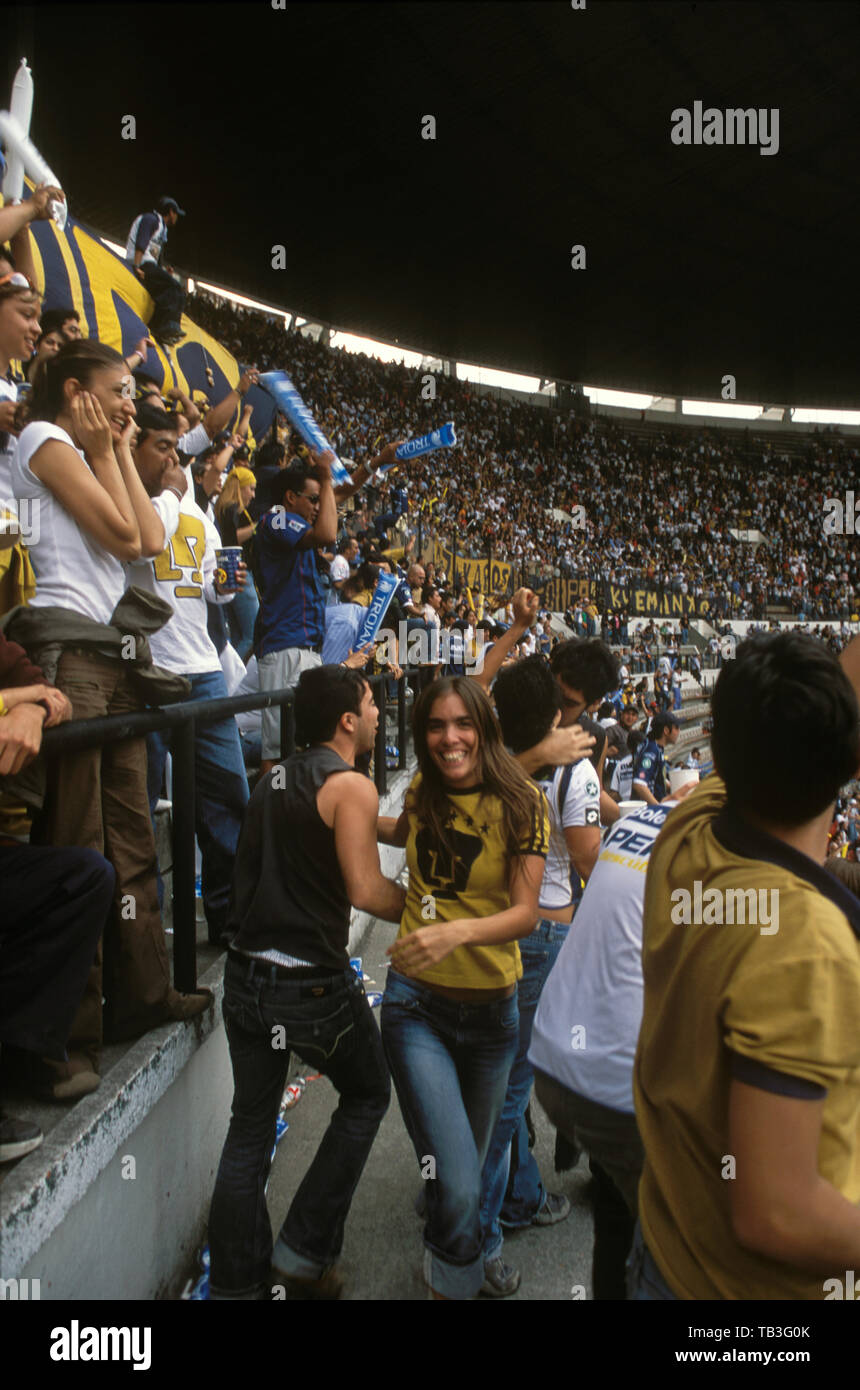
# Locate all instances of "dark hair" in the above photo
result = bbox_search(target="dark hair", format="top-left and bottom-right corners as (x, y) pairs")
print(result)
(135, 402), (177, 446)
(493, 656), (561, 754)
(711, 633), (860, 825)
(597, 700), (616, 720)
(255, 438), (286, 471)
(652, 713), (678, 740)
(409, 676), (546, 867)
(22, 338), (127, 425)
(550, 638), (619, 703)
(38, 307), (79, 337)
(627, 729), (646, 759)
(342, 561), (379, 601)
(294, 665), (369, 745)
(282, 457), (319, 502)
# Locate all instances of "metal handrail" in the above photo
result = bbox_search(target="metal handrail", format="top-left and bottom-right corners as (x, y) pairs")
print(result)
(38, 673), (410, 992)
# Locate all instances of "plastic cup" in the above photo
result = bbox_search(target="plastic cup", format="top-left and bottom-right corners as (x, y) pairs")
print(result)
(214, 546), (242, 593)
(616, 801), (641, 818)
(669, 767), (700, 795)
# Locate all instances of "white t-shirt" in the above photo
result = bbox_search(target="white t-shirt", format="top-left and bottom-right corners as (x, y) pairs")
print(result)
(609, 754), (634, 801)
(535, 760), (601, 910)
(177, 422), (211, 457)
(529, 801), (675, 1113)
(0, 374), (19, 511)
(329, 554), (350, 584)
(127, 473), (232, 674)
(13, 422), (127, 624)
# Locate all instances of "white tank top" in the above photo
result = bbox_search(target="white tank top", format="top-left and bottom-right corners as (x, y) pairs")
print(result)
(13, 422), (126, 624)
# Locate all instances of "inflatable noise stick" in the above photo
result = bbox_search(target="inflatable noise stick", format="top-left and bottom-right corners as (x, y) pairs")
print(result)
(258, 370), (350, 487)
(0, 109), (66, 228)
(392, 422), (457, 465)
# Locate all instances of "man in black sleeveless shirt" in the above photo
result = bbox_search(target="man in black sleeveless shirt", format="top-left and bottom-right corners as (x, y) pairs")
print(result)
(208, 666), (405, 1299)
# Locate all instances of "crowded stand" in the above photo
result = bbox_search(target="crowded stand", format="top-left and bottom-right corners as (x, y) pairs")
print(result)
(190, 289), (860, 622)
(1, 178), (859, 1310)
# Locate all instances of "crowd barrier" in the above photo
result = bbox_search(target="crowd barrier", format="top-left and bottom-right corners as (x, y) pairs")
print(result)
(39, 674), (409, 993)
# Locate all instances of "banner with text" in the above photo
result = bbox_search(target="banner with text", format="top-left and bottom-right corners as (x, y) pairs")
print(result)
(426, 547), (711, 617)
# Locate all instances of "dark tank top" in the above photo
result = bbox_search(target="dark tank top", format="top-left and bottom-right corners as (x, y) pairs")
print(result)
(229, 746), (354, 969)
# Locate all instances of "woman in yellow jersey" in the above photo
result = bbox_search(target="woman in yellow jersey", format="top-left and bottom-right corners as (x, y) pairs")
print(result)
(378, 677), (550, 1300)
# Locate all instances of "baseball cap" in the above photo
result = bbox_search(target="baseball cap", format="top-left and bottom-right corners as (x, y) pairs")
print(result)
(158, 197), (185, 217)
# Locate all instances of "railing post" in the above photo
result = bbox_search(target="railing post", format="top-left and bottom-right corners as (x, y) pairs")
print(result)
(397, 674), (407, 770)
(171, 718), (197, 993)
(280, 692), (295, 761)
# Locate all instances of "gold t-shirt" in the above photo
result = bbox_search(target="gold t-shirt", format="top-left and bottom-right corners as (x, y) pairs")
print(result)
(635, 775), (860, 1300)
(397, 773), (550, 989)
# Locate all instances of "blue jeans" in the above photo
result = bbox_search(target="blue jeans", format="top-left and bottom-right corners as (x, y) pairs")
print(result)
(226, 582), (259, 663)
(146, 669), (249, 940)
(209, 954), (390, 1297)
(381, 969), (519, 1298)
(626, 1220), (679, 1300)
(480, 919), (569, 1258)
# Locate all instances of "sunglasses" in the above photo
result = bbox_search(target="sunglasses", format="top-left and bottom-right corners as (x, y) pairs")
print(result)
(0, 271), (37, 291)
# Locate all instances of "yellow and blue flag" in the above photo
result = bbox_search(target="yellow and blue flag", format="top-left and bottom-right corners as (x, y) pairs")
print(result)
(24, 197), (277, 441)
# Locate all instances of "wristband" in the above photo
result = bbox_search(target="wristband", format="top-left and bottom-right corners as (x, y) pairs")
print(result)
(0, 694), (7, 717)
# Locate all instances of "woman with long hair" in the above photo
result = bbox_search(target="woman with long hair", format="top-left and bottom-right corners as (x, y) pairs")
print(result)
(378, 676), (550, 1299)
(8, 339), (210, 1091)
(215, 464), (258, 660)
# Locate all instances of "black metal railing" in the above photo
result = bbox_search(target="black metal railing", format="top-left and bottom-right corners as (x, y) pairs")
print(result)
(39, 673), (410, 993)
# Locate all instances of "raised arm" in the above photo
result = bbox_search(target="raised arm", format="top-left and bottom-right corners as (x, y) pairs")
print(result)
(471, 587), (538, 691)
(333, 440), (405, 505)
(199, 367), (260, 440)
(114, 416), (166, 557)
(1, 184), (64, 287)
(28, 394), (142, 560)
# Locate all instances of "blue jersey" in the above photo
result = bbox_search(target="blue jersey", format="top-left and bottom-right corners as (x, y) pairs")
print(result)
(256, 509), (325, 656)
(632, 737), (667, 801)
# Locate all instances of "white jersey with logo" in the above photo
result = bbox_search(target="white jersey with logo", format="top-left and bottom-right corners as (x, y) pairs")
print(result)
(127, 473), (232, 674)
(125, 211), (167, 267)
(529, 801), (674, 1113)
(13, 422), (126, 623)
(609, 753), (634, 801)
(535, 760), (601, 911)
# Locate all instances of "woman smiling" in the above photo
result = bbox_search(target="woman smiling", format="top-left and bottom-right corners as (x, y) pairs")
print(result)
(378, 677), (549, 1299)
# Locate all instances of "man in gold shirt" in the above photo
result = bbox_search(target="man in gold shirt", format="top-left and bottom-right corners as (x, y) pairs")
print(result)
(632, 630), (860, 1300)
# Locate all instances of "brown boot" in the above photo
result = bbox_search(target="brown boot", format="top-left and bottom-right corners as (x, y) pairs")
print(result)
(0, 1047), (100, 1103)
(162, 987), (213, 1023)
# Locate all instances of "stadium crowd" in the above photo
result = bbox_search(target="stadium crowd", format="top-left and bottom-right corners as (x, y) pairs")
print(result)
(189, 289), (860, 622)
(0, 187), (859, 1306)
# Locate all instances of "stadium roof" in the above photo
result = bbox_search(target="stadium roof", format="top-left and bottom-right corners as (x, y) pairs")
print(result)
(9, 2), (860, 406)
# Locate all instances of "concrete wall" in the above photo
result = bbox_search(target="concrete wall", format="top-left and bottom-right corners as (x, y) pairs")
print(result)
(2, 767), (411, 1301)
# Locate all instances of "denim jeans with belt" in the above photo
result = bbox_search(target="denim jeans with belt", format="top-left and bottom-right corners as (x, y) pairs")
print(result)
(381, 968), (519, 1299)
(208, 953), (390, 1298)
(480, 918), (569, 1257)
